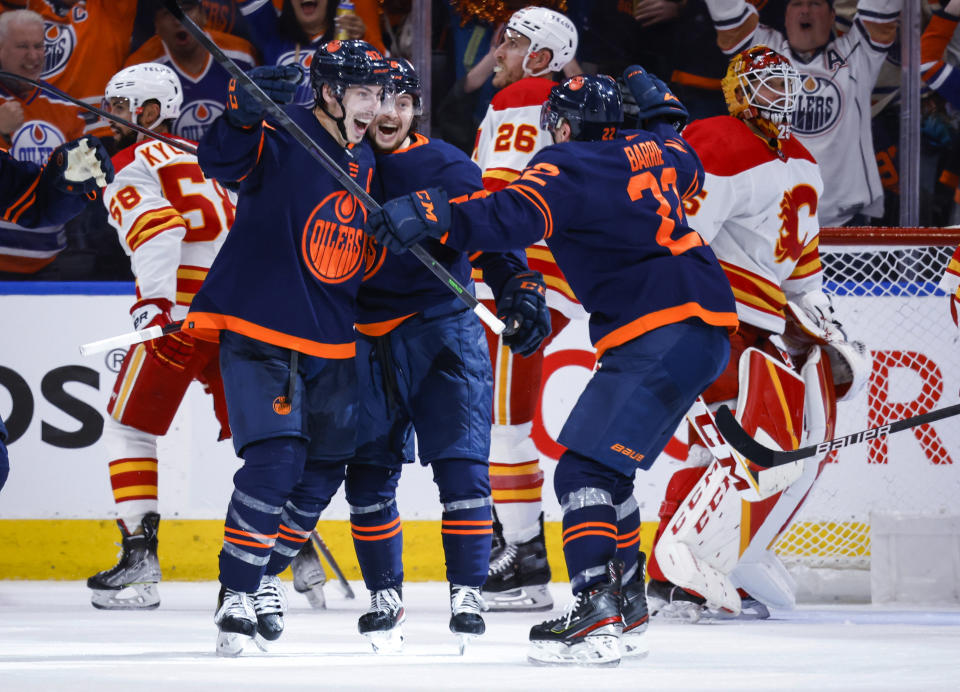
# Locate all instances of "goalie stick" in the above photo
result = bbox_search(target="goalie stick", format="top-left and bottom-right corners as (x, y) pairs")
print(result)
(311, 531), (355, 599)
(161, 0), (506, 337)
(714, 402), (960, 467)
(0, 70), (195, 156)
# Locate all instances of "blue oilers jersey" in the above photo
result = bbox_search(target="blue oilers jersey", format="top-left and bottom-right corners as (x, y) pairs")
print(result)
(441, 122), (739, 357)
(188, 105), (379, 358)
(359, 133), (526, 329)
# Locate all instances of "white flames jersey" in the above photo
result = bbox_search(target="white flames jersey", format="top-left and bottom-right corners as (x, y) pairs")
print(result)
(471, 76), (581, 315)
(941, 244), (960, 302)
(103, 137), (235, 318)
(709, 0), (901, 226)
(683, 116), (824, 334)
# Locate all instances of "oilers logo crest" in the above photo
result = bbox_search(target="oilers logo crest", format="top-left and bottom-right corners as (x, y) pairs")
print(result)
(41, 21), (76, 81)
(10, 120), (68, 165)
(277, 50), (314, 106)
(792, 75), (842, 137)
(175, 100), (224, 141)
(301, 191), (371, 284)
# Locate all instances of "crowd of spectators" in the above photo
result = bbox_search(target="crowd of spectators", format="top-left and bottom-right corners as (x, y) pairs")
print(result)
(0, 0), (953, 281)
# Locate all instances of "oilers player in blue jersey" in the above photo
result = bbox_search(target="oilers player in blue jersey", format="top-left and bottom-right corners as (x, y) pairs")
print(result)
(344, 58), (550, 654)
(186, 39), (390, 657)
(367, 71), (739, 666)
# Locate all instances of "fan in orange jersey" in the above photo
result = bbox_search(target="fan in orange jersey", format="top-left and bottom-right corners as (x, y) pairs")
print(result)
(86, 63), (236, 611)
(0, 8), (93, 276)
(20, 0), (139, 140)
(125, 0), (257, 142)
(470, 5), (581, 613)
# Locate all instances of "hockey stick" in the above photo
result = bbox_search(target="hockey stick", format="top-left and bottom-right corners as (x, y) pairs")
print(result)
(0, 70), (197, 156)
(714, 402), (960, 468)
(162, 0), (506, 336)
(79, 320), (184, 356)
(311, 530), (355, 599)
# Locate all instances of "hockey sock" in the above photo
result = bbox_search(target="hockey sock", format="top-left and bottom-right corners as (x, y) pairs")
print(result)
(433, 458), (493, 587)
(615, 492), (642, 585)
(263, 456), (347, 576)
(489, 422), (544, 545)
(555, 449), (633, 594)
(220, 436), (307, 592)
(103, 420), (160, 526)
(345, 463), (403, 592)
(647, 466), (707, 583)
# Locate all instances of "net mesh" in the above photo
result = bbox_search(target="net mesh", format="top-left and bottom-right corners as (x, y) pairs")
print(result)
(772, 236), (960, 572)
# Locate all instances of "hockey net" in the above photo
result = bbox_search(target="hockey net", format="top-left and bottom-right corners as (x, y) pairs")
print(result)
(771, 227), (960, 599)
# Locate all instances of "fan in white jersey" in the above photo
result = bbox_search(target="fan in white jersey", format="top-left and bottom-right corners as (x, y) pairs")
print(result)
(86, 63), (237, 611)
(470, 5), (582, 613)
(645, 45), (871, 621)
(702, 0), (901, 226)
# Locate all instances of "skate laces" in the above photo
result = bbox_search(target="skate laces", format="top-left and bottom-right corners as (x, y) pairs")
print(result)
(450, 585), (484, 615)
(219, 589), (256, 621)
(369, 588), (402, 615)
(254, 576), (287, 615)
(488, 544), (518, 576)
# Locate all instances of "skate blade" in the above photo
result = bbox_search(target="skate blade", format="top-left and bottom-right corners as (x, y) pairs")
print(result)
(90, 583), (160, 610)
(363, 626), (405, 654)
(527, 634), (622, 667)
(621, 633), (650, 659)
(217, 630), (254, 657)
(455, 632), (478, 656)
(655, 600), (704, 623)
(481, 585), (553, 612)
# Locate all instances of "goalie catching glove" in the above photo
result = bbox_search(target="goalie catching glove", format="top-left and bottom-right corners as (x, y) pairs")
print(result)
(130, 298), (194, 371)
(366, 187), (451, 254)
(496, 270), (551, 357)
(42, 136), (115, 194)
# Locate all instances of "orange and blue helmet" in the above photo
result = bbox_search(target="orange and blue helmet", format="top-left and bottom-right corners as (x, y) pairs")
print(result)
(540, 74), (622, 142)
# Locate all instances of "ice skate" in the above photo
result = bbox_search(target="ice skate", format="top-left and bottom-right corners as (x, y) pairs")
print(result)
(482, 513), (553, 612)
(527, 559), (624, 667)
(87, 512), (161, 610)
(214, 586), (257, 657)
(252, 574), (287, 651)
(358, 587), (405, 653)
(449, 584), (485, 655)
(706, 596), (770, 620)
(646, 578), (706, 623)
(621, 552), (649, 658)
(291, 537), (327, 609)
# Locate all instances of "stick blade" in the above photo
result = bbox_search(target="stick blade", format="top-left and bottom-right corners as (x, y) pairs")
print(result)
(713, 405), (778, 468)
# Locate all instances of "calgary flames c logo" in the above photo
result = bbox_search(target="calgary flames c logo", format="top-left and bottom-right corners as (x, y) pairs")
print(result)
(775, 184), (818, 264)
(301, 191), (368, 284)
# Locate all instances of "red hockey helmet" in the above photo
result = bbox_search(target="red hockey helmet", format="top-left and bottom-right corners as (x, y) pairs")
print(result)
(721, 45), (801, 140)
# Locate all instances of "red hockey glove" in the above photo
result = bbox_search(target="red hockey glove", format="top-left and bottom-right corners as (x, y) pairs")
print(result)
(130, 298), (194, 370)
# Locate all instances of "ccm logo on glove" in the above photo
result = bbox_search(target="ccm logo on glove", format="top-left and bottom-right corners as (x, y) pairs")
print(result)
(416, 190), (438, 222)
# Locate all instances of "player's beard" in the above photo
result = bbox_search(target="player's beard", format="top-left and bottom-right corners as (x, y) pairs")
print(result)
(113, 128), (138, 151)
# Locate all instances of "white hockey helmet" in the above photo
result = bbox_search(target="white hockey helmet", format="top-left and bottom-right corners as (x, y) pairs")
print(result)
(506, 6), (578, 77)
(105, 63), (183, 122)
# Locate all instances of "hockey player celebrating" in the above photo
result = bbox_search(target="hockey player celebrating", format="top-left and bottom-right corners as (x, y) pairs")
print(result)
(366, 71), (738, 667)
(87, 63), (234, 611)
(471, 3), (581, 615)
(643, 46), (870, 621)
(345, 58), (546, 653)
(185, 40), (390, 656)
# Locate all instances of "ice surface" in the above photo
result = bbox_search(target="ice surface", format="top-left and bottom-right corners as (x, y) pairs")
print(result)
(1, 581), (959, 691)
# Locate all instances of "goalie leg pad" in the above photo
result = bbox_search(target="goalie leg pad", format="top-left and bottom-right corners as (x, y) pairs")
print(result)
(647, 466), (706, 583)
(654, 460), (743, 614)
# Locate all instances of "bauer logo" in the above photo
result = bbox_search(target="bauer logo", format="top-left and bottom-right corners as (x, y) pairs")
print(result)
(175, 100), (224, 142)
(792, 76), (842, 136)
(301, 191), (368, 284)
(10, 121), (67, 165)
(41, 21), (76, 80)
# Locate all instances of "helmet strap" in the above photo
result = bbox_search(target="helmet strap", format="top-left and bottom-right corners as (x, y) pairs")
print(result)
(317, 85), (350, 145)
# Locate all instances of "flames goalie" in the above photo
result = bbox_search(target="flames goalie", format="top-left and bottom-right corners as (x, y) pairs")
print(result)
(645, 46), (871, 620)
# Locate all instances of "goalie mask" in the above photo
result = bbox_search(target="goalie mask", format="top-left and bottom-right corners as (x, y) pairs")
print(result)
(721, 45), (801, 141)
(105, 63), (183, 126)
(506, 6), (578, 77)
(541, 74), (622, 142)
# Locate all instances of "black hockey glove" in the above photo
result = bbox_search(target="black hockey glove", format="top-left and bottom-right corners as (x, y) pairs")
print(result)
(623, 64), (689, 133)
(497, 270), (551, 357)
(42, 135), (114, 194)
(367, 188), (451, 254)
(226, 65), (302, 128)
